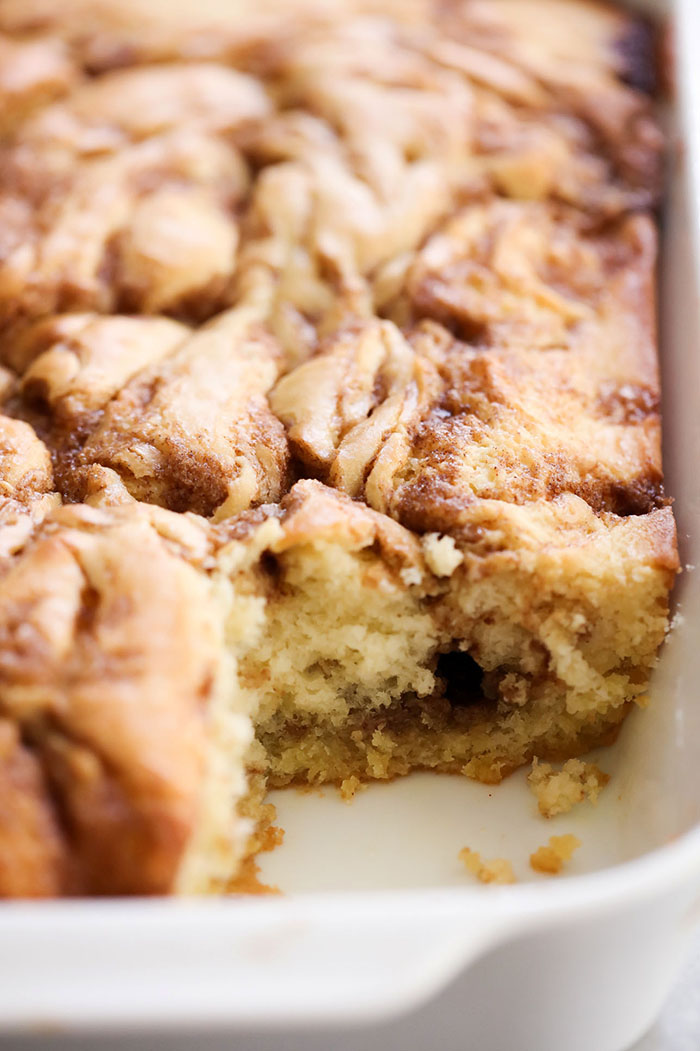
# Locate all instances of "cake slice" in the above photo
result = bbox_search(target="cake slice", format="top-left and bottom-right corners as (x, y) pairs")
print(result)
(0, 487), (249, 897)
(223, 480), (676, 789)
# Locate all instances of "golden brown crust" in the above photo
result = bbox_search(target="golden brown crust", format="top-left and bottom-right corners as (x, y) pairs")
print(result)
(0, 411), (60, 565)
(0, 718), (69, 897)
(272, 222), (664, 531)
(0, 33), (78, 136)
(0, 0), (662, 339)
(274, 479), (426, 578)
(15, 312), (187, 425)
(0, 413), (54, 498)
(0, 63), (264, 333)
(76, 308), (289, 515)
(403, 204), (658, 358)
(0, 502), (225, 896)
(7, 311), (291, 516)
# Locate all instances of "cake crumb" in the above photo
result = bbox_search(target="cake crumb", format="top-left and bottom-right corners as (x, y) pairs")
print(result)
(459, 847), (516, 885)
(530, 834), (581, 875)
(399, 566), (423, 587)
(462, 756), (507, 784)
(226, 855), (282, 895)
(422, 534), (464, 577)
(339, 775), (366, 803)
(528, 757), (609, 818)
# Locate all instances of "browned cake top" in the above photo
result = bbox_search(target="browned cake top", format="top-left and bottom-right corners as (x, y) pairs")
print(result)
(0, 493), (222, 896)
(0, 0), (676, 896)
(0, 0), (665, 519)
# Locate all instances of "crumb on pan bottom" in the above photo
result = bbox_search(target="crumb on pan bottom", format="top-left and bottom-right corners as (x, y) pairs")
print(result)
(528, 758), (611, 818)
(459, 848), (516, 885)
(530, 835), (582, 875)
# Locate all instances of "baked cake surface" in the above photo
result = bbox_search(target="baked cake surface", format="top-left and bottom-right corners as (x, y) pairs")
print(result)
(0, 0), (677, 896)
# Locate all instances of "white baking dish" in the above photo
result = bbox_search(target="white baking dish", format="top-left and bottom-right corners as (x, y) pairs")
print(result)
(1, 2), (699, 1049)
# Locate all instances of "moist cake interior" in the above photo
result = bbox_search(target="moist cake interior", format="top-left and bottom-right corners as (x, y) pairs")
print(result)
(0, 0), (678, 897)
(239, 489), (669, 793)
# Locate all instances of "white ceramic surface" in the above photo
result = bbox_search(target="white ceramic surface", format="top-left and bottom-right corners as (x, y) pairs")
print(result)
(4, 932), (700, 1051)
(0, 2), (698, 1050)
